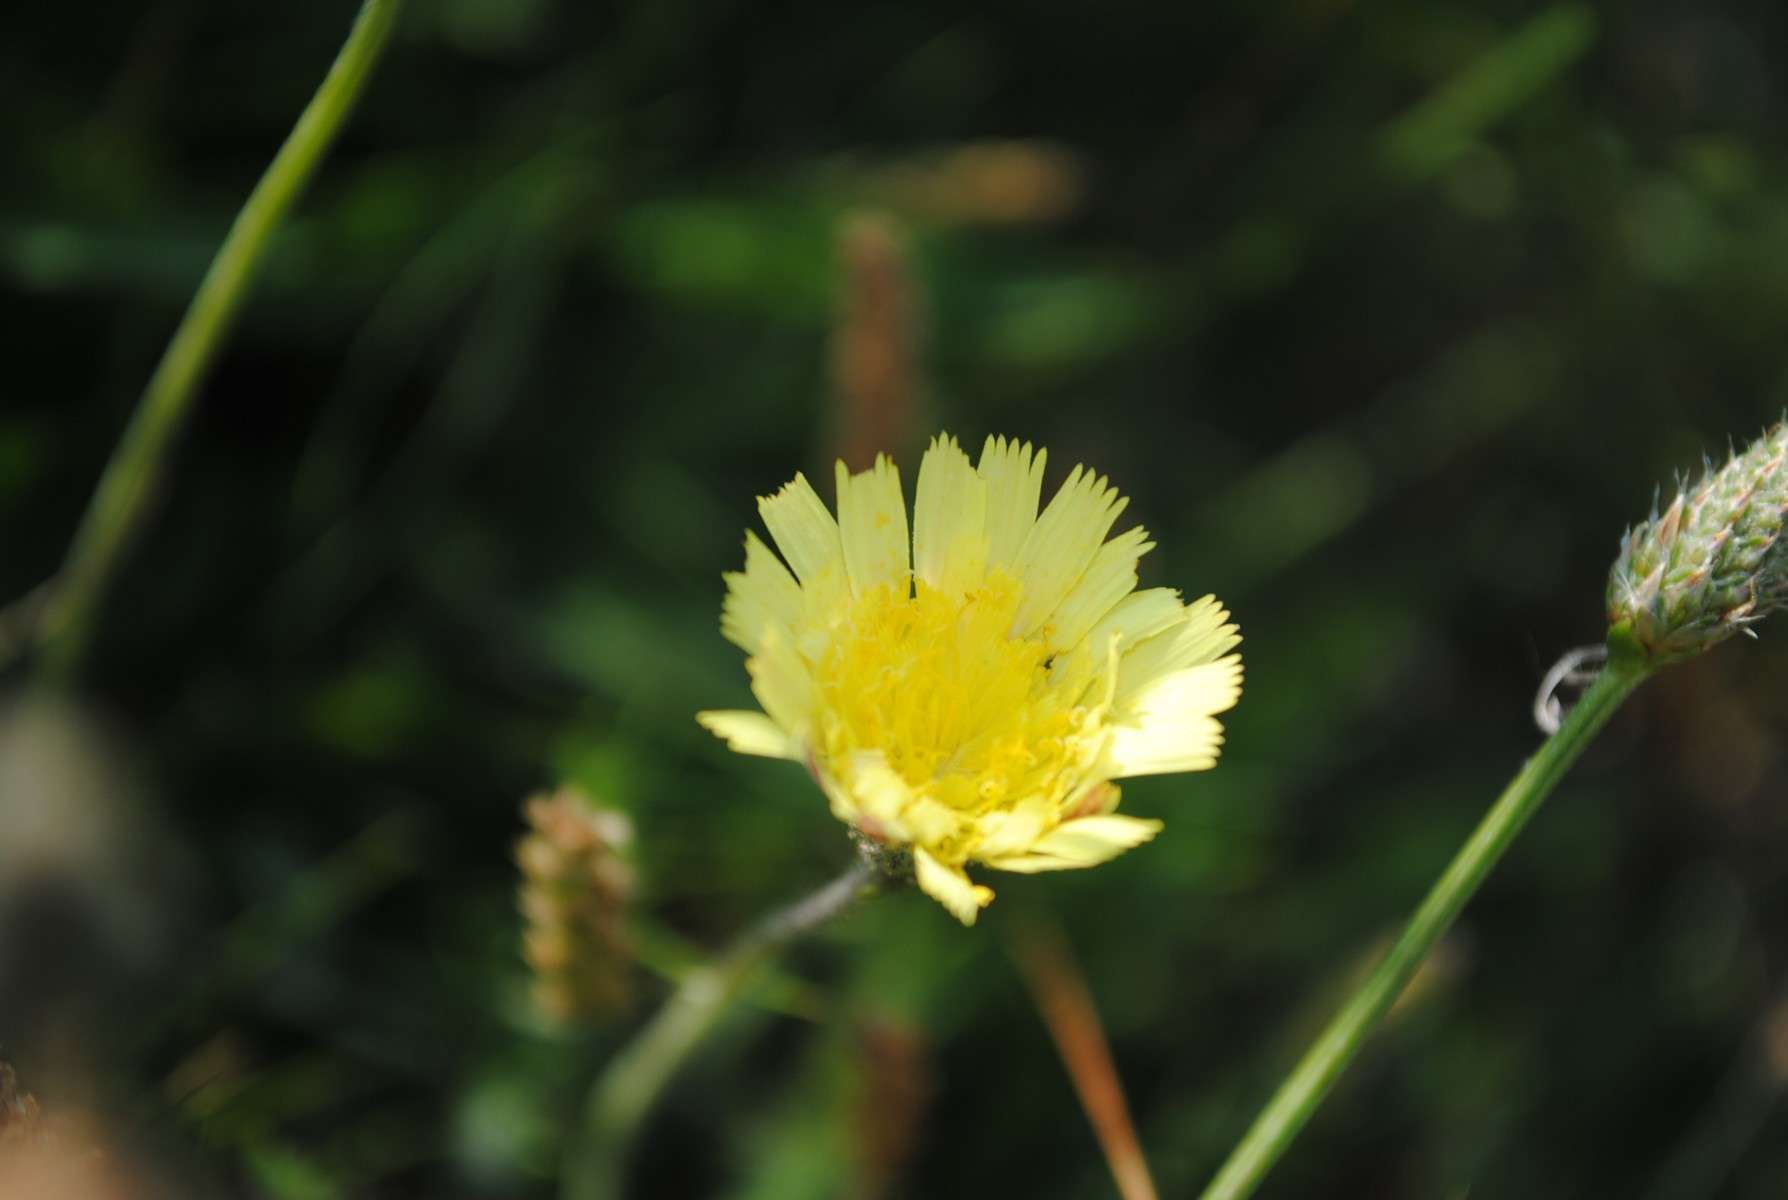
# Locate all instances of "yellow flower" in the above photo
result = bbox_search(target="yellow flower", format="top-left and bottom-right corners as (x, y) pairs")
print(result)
(698, 435), (1242, 924)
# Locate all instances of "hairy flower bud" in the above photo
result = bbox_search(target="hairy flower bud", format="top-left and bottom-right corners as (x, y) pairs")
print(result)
(516, 786), (635, 1023)
(1608, 421), (1788, 664)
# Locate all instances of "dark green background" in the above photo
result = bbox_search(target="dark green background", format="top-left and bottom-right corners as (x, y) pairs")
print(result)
(6, 1), (1788, 1196)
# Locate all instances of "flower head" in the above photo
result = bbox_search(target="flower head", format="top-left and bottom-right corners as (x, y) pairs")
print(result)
(699, 435), (1242, 924)
(1609, 421), (1788, 664)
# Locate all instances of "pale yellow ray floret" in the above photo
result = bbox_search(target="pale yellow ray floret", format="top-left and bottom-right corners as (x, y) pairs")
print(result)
(697, 434), (1242, 925)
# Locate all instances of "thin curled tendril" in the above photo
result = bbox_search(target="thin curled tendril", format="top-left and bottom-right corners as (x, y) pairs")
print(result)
(1533, 643), (1608, 735)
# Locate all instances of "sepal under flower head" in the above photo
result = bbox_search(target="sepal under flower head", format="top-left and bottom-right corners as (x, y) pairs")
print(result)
(699, 434), (1242, 924)
(1609, 421), (1788, 664)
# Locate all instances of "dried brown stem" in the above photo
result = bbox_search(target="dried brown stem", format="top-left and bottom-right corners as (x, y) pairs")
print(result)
(1013, 920), (1159, 1200)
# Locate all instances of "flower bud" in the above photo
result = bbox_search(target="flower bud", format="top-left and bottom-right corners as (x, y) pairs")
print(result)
(515, 786), (635, 1024)
(1609, 421), (1788, 664)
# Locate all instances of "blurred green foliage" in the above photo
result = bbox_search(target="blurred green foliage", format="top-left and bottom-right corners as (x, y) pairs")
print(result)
(8, 0), (1788, 1197)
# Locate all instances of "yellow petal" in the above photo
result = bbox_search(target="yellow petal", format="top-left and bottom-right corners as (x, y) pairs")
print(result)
(757, 473), (842, 588)
(1106, 656), (1243, 777)
(1051, 586), (1186, 692)
(834, 454), (910, 596)
(1040, 525), (1153, 651)
(809, 754), (862, 828)
(720, 530), (803, 653)
(977, 436), (1047, 569)
(824, 752), (908, 839)
(1012, 466), (1130, 636)
(695, 710), (800, 760)
(914, 799), (972, 847)
(1084, 587), (1186, 654)
(985, 814), (1163, 872)
(912, 434), (988, 596)
(1115, 594), (1241, 705)
(914, 848), (994, 925)
(746, 628), (815, 741)
(972, 798), (1050, 858)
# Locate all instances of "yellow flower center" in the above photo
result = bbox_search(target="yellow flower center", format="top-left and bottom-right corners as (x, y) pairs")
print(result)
(812, 571), (1099, 827)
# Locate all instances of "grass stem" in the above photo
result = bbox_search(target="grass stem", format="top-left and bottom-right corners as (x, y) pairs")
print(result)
(34, 0), (404, 681)
(562, 859), (876, 1200)
(1199, 654), (1647, 1200)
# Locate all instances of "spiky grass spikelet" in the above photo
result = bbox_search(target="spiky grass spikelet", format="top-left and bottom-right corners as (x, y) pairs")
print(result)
(516, 787), (636, 1023)
(1609, 421), (1788, 663)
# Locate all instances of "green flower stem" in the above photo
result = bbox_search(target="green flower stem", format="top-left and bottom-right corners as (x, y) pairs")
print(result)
(563, 860), (877, 1200)
(1200, 651), (1650, 1200)
(33, 0), (404, 681)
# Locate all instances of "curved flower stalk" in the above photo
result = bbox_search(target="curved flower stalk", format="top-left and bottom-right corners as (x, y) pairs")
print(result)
(699, 434), (1242, 923)
(1200, 418), (1788, 1200)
